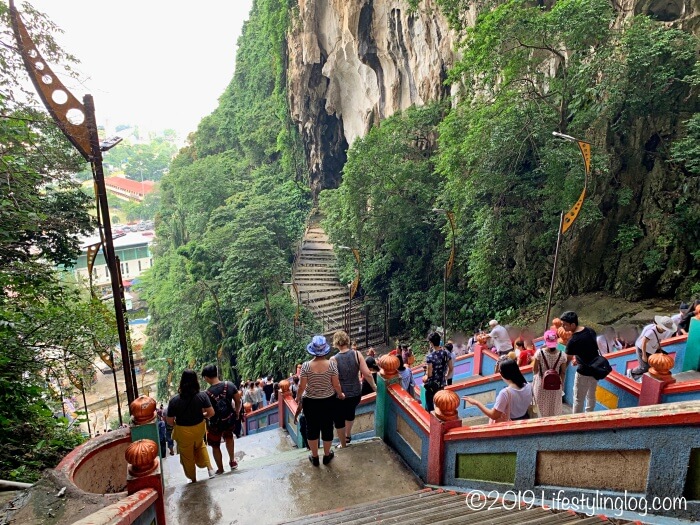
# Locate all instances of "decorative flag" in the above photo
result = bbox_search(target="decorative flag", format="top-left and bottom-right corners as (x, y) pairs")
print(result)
(577, 141), (592, 178)
(349, 248), (361, 299)
(86, 242), (102, 279)
(350, 273), (360, 300)
(561, 140), (591, 234)
(9, 2), (92, 160)
(66, 368), (83, 391)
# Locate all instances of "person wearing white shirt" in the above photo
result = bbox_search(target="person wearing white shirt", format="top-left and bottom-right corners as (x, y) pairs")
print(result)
(488, 320), (513, 356)
(629, 316), (676, 381)
(597, 327), (621, 355)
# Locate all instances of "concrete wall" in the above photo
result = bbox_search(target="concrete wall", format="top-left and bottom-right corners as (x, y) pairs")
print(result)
(440, 402), (700, 521)
(56, 428), (131, 495)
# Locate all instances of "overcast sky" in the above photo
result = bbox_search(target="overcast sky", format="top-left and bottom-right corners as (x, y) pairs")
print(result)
(27, 1), (255, 140)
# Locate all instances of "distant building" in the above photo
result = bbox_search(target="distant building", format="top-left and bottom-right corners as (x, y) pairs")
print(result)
(66, 231), (154, 293)
(104, 175), (155, 203)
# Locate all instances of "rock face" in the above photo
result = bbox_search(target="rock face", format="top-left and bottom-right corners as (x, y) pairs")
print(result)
(288, 0), (455, 196)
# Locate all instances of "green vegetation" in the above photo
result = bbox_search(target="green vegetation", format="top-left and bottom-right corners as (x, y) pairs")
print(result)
(141, 0), (313, 392)
(0, 2), (117, 481)
(321, 0), (698, 334)
(103, 135), (177, 182)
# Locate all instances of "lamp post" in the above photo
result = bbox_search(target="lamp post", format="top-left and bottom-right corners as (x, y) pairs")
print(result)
(432, 209), (456, 341)
(338, 246), (360, 334)
(545, 132), (591, 331)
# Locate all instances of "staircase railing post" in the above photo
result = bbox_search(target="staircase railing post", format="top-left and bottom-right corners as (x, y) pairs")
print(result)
(427, 391), (462, 486)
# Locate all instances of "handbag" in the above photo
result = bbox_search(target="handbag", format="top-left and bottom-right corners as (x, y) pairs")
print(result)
(579, 354), (612, 380)
(423, 377), (441, 394)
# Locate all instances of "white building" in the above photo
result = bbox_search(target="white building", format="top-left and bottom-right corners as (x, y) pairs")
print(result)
(67, 231), (154, 291)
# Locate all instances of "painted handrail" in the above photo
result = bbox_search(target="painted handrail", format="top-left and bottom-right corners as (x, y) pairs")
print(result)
(446, 400), (700, 441)
(388, 383), (429, 433)
(244, 401), (279, 435)
(71, 488), (158, 525)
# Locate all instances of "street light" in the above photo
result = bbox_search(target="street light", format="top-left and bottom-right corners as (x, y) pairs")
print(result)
(544, 131), (591, 330)
(433, 209), (456, 341)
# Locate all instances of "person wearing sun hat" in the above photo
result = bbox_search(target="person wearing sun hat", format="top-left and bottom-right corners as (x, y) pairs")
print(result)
(294, 335), (345, 466)
(532, 329), (567, 417)
(629, 316), (677, 381)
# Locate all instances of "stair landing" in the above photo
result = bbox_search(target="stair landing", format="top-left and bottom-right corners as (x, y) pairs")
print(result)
(163, 432), (422, 524)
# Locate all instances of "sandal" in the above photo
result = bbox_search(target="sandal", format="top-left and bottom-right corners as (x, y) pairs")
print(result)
(346, 435), (352, 445)
(308, 454), (320, 467)
(322, 450), (335, 465)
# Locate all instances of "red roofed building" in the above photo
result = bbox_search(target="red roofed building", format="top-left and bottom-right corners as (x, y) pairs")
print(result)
(104, 176), (155, 202)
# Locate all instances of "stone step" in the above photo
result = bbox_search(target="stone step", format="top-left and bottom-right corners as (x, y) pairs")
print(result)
(281, 489), (616, 525)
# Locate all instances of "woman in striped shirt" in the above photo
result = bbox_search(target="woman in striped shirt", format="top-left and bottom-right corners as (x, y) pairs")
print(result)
(295, 335), (345, 466)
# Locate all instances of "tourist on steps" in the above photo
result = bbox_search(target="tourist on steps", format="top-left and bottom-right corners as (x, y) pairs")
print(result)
(560, 311), (600, 413)
(463, 359), (533, 422)
(202, 364), (242, 473)
(488, 319), (513, 357)
(331, 330), (376, 448)
(532, 330), (566, 417)
(629, 316), (676, 381)
(165, 370), (217, 482)
(423, 332), (452, 413)
(295, 335), (345, 466)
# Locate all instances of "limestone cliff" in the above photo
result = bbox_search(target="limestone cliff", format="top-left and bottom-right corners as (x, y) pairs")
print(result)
(287, 0), (455, 195)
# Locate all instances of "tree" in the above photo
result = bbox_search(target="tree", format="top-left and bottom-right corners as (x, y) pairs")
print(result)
(320, 103), (450, 333)
(0, 1), (118, 480)
(103, 137), (177, 182)
(141, 0), (312, 388)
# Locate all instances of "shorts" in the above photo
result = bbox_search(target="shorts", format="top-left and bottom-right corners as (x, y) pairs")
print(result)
(333, 395), (362, 429)
(206, 422), (235, 447)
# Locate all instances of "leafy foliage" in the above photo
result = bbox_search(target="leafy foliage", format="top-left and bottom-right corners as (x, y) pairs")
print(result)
(142, 0), (312, 391)
(0, 1), (118, 480)
(320, 103), (452, 334)
(103, 136), (177, 182)
(325, 0), (698, 331)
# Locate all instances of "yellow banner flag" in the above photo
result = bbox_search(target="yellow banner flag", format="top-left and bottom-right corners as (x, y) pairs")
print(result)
(86, 242), (102, 277)
(561, 140), (591, 234)
(350, 274), (360, 300)
(577, 141), (591, 177)
(66, 369), (83, 390)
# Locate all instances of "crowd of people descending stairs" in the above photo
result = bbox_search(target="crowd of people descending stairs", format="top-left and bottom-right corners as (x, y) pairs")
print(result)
(158, 301), (696, 482)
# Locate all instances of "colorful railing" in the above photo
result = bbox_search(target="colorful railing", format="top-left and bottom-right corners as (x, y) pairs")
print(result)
(244, 402), (280, 435)
(376, 365), (700, 521)
(440, 402), (700, 521)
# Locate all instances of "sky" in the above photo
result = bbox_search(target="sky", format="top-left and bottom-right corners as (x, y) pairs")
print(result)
(27, 1), (255, 141)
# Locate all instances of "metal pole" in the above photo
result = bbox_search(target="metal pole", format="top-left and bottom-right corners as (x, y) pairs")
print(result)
(110, 350), (123, 426)
(364, 304), (369, 348)
(81, 386), (91, 438)
(58, 379), (65, 418)
(545, 212), (565, 332)
(84, 95), (138, 405)
(443, 263), (447, 342)
(115, 254), (139, 401)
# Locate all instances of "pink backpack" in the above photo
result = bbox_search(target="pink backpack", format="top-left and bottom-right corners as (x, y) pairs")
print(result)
(541, 351), (562, 391)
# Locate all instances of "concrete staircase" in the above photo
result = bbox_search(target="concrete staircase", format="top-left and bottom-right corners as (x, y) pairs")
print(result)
(293, 217), (385, 349)
(281, 488), (628, 525)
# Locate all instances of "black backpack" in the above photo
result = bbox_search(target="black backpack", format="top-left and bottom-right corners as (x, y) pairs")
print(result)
(207, 383), (233, 426)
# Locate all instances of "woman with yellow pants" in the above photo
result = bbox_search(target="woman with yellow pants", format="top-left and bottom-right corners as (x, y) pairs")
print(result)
(165, 370), (216, 482)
